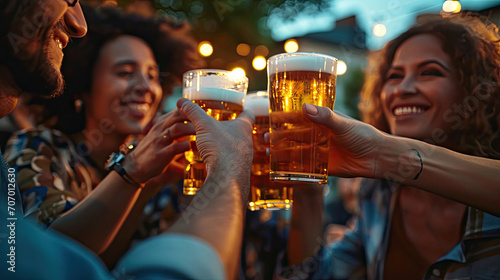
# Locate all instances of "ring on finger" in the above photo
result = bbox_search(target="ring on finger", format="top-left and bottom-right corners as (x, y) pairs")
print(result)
(162, 128), (171, 141)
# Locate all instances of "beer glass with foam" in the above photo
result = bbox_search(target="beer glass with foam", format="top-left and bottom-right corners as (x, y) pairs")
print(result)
(183, 69), (248, 195)
(267, 53), (337, 184)
(244, 91), (292, 211)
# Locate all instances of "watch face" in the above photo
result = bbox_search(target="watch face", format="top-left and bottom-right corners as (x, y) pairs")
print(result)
(105, 152), (125, 171)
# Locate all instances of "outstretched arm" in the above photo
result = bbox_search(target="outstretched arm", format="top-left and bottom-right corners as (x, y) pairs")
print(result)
(49, 109), (193, 254)
(165, 98), (254, 279)
(303, 103), (500, 217)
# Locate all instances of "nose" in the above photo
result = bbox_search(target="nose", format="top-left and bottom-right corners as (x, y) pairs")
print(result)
(133, 73), (155, 97)
(63, 3), (87, 38)
(393, 75), (417, 96)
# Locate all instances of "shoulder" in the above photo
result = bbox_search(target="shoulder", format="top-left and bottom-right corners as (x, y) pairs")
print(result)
(4, 127), (71, 163)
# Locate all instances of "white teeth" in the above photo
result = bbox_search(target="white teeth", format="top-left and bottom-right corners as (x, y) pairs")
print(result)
(128, 103), (150, 113)
(394, 106), (424, 116)
(54, 37), (62, 49)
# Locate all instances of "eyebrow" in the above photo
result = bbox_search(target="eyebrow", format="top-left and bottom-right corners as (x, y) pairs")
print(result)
(113, 60), (137, 68)
(113, 60), (158, 70)
(390, 60), (451, 73)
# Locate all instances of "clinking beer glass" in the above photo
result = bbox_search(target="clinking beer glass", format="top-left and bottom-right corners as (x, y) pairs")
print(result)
(268, 52), (337, 184)
(244, 91), (292, 211)
(183, 69), (248, 195)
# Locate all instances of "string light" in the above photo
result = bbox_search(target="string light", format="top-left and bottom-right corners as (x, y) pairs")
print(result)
(198, 41), (213, 57)
(284, 39), (299, 53)
(442, 0), (461, 13)
(252, 56), (266, 71)
(337, 60), (347, 75)
(372, 23), (387, 37)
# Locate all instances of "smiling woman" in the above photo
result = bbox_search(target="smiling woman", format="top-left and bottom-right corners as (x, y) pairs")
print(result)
(361, 15), (500, 159)
(283, 14), (500, 280)
(4, 3), (202, 267)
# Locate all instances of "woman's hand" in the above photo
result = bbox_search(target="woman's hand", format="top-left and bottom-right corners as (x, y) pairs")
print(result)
(302, 103), (387, 179)
(122, 109), (195, 184)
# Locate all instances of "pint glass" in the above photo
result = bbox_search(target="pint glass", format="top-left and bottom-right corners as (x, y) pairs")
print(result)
(268, 52), (337, 184)
(244, 91), (292, 211)
(183, 69), (248, 195)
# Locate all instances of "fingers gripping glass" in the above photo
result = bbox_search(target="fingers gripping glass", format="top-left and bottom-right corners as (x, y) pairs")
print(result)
(64, 0), (79, 7)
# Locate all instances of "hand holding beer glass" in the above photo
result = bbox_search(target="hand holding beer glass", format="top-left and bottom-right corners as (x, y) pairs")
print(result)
(244, 91), (292, 211)
(268, 53), (337, 184)
(183, 69), (248, 195)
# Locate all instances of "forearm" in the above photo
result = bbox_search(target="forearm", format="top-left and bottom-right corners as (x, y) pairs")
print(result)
(99, 189), (152, 267)
(166, 160), (250, 279)
(377, 135), (500, 216)
(288, 185), (324, 265)
(49, 171), (142, 254)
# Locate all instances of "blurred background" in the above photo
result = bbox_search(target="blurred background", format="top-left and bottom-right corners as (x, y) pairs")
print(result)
(81, 0), (500, 118)
(82, 0), (500, 119)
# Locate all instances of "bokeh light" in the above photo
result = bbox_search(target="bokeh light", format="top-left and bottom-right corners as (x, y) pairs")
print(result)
(198, 41), (213, 57)
(236, 43), (251, 56)
(372, 23), (387, 37)
(442, 0), (461, 13)
(337, 60), (347, 75)
(252, 56), (267, 71)
(284, 39), (299, 53)
(231, 67), (246, 79)
(255, 45), (269, 56)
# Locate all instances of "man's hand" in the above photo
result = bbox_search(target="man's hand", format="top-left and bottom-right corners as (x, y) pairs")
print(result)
(176, 97), (254, 176)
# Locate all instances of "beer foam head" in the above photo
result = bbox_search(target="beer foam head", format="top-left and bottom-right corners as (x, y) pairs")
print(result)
(244, 92), (269, 116)
(268, 53), (337, 75)
(184, 87), (245, 104)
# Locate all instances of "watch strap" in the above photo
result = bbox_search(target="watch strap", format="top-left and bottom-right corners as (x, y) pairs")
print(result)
(112, 162), (143, 189)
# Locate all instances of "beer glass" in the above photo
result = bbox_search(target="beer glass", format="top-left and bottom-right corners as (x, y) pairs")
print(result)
(267, 52), (337, 184)
(244, 91), (292, 211)
(183, 69), (248, 195)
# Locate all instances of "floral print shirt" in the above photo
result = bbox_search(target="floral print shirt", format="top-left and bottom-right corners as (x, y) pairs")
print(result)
(5, 128), (94, 225)
(4, 127), (179, 235)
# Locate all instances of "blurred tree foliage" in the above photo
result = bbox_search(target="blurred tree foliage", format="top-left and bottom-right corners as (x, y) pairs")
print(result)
(83, 0), (330, 90)
(342, 66), (363, 119)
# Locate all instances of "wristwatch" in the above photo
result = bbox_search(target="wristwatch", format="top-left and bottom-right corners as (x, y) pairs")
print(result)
(105, 152), (143, 189)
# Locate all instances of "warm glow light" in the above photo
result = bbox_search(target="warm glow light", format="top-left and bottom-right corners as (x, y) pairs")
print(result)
(231, 67), (246, 79)
(373, 23), (386, 37)
(337, 60), (347, 75)
(284, 39), (299, 53)
(255, 45), (269, 56)
(442, 0), (461, 13)
(198, 41), (213, 57)
(236, 43), (250, 56)
(252, 56), (266, 71)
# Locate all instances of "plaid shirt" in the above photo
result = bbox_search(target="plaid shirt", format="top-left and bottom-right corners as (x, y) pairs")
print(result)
(282, 179), (500, 280)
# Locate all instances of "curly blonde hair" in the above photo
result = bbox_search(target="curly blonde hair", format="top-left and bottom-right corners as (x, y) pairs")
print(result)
(360, 15), (500, 159)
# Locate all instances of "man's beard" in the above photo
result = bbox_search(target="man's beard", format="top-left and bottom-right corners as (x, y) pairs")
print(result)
(3, 32), (65, 98)
(0, 2), (65, 98)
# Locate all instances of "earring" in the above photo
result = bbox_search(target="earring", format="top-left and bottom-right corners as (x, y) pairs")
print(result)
(74, 99), (83, 113)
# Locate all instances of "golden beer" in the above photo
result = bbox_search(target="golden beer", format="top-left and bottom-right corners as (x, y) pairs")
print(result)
(183, 70), (248, 195)
(245, 92), (292, 211)
(268, 53), (337, 184)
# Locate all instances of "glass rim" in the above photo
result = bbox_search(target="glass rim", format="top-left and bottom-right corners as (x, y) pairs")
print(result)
(267, 52), (338, 63)
(247, 90), (268, 96)
(183, 68), (248, 82)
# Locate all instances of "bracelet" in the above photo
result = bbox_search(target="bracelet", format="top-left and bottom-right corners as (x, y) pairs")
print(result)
(112, 162), (144, 189)
(411, 149), (423, 180)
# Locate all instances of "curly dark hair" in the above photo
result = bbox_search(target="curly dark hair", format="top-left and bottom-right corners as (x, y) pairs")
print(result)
(360, 15), (500, 159)
(40, 4), (202, 133)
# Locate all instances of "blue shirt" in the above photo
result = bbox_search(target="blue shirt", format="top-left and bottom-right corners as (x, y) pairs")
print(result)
(281, 179), (500, 279)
